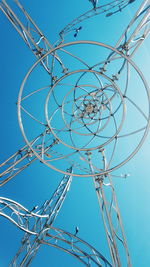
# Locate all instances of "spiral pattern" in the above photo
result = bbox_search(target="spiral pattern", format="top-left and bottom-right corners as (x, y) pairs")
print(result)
(18, 41), (150, 177)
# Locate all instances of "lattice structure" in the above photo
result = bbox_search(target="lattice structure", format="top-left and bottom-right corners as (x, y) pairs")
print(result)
(0, 0), (150, 266)
(59, 0), (137, 42)
(0, 131), (59, 186)
(0, 0), (67, 74)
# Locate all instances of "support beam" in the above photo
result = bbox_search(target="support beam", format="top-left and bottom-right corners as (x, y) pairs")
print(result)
(10, 167), (73, 266)
(0, 131), (59, 186)
(59, 0), (135, 42)
(0, 0), (67, 74)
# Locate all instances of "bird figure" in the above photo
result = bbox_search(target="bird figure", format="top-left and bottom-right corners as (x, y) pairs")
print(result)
(74, 26), (82, 37)
(88, 0), (98, 9)
(74, 226), (79, 236)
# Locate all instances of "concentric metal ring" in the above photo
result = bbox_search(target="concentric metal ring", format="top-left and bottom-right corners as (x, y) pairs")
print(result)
(18, 41), (150, 177)
(45, 69), (126, 151)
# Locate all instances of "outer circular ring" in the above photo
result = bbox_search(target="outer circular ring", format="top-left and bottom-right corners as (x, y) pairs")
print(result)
(18, 40), (150, 177)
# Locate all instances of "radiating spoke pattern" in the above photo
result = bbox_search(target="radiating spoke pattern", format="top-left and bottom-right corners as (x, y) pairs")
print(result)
(17, 41), (150, 177)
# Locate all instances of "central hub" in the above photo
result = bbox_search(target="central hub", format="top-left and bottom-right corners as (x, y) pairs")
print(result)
(84, 103), (95, 114)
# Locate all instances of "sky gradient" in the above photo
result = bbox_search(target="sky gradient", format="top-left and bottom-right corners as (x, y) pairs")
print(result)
(0, 0), (150, 266)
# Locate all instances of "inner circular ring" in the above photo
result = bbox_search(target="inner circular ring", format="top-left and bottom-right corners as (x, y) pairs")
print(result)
(45, 69), (126, 151)
(62, 84), (112, 134)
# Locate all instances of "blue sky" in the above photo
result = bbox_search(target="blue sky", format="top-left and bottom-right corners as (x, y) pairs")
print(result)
(0, 0), (150, 266)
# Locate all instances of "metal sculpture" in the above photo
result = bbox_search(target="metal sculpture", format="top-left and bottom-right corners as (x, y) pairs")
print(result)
(0, 168), (72, 234)
(9, 167), (74, 265)
(0, 0), (67, 74)
(7, 167), (111, 266)
(59, 0), (137, 43)
(0, 131), (59, 186)
(0, 0), (150, 266)
(11, 225), (112, 266)
(17, 40), (150, 177)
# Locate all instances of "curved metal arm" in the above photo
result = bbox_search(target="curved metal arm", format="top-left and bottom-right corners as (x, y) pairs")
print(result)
(59, 0), (134, 43)
(0, 0), (66, 74)
(115, 0), (150, 57)
(101, 0), (150, 74)
(0, 130), (58, 186)
(10, 225), (112, 267)
(10, 167), (73, 266)
(40, 226), (112, 267)
(88, 150), (132, 266)
(0, 197), (48, 235)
